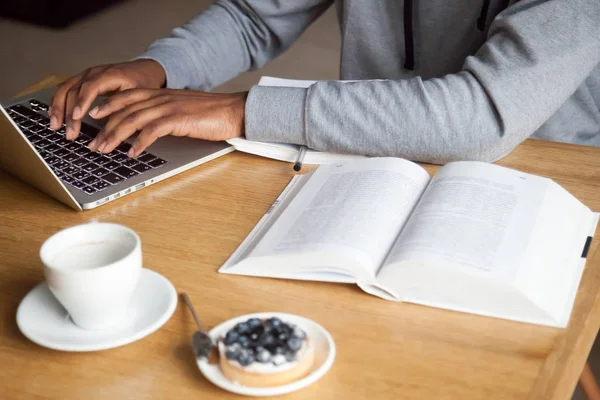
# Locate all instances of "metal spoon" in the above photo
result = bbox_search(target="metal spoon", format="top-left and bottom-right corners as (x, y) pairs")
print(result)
(181, 292), (214, 360)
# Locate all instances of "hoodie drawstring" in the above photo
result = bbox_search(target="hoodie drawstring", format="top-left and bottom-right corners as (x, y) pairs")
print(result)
(478, 0), (512, 31)
(403, 0), (415, 70)
(477, 0), (492, 31)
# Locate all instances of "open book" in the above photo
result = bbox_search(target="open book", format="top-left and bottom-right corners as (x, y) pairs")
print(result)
(220, 158), (599, 327)
(226, 77), (366, 165)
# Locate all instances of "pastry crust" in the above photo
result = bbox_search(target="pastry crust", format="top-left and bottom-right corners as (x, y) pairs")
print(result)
(219, 342), (315, 387)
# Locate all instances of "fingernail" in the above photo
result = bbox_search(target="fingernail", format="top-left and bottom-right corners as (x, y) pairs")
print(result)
(48, 106), (52, 115)
(127, 147), (135, 158)
(66, 127), (74, 140)
(97, 142), (106, 153)
(89, 106), (98, 117)
(72, 106), (82, 120)
(88, 139), (97, 150)
(50, 116), (58, 130)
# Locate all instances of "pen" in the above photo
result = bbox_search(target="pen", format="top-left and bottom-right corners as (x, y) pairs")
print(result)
(293, 146), (308, 171)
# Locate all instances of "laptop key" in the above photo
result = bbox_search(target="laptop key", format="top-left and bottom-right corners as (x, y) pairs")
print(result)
(29, 114), (44, 122)
(85, 152), (102, 161)
(92, 167), (109, 177)
(113, 166), (138, 178)
(81, 163), (98, 172)
(12, 116), (26, 124)
(53, 161), (69, 170)
(46, 134), (62, 143)
(80, 123), (100, 138)
(132, 163), (152, 173)
(74, 147), (91, 156)
(82, 186), (97, 195)
(62, 176), (76, 184)
(112, 153), (129, 163)
(62, 166), (78, 175)
(148, 158), (167, 168)
(104, 161), (121, 170)
(35, 139), (52, 149)
(82, 176), (100, 185)
(72, 170), (89, 180)
(8, 104), (33, 116)
(71, 180), (86, 189)
(54, 148), (70, 158)
(27, 134), (43, 144)
(63, 153), (80, 163)
(65, 142), (81, 151)
(116, 142), (132, 153)
(103, 172), (124, 185)
(75, 136), (91, 145)
(55, 170), (66, 178)
(72, 158), (87, 167)
(36, 128), (51, 137)
(123, 158), (140, 168)
(29, 125), (45, 134)
(44, 144), (61, 153)
(137, 153), (156, 163)
(56, 138), (71, 147)
(21, 121), (36, 129)
(96, 156), (111, 165)
(45, 156), (60, 165)
(92, 181), (110, 191)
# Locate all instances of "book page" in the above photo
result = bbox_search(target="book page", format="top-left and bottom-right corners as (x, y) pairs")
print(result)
(250, 158), (430, 275)
(381, 161), (549, 282)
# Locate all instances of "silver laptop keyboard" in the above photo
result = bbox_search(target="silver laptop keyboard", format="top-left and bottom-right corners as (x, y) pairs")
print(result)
(6, 100), (167, 195)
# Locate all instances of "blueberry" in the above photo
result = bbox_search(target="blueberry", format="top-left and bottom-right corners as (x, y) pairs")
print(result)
(287, 337), (303, 352)
(224, 330), (240, 345)
(273, 346), (285, 355)
(260, 334), (276, 347)
(278, 332), (288, 341)
(256, 348), (271, 363)
(285, 352), (297, 362)
(267, 317), (282, 329)
(250, 333), (259, 341)
(247, 318), (262, 329)
(235, 322), (250, 334)
(238, 350), (255, 367)
(292, 326), (306, 340)
(225, 347), (241, 361)
(238, 335), (251, 348)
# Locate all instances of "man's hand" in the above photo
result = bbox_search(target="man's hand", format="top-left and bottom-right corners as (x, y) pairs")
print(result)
(87, 89), (247, 157)
(49, 59), (166, 139)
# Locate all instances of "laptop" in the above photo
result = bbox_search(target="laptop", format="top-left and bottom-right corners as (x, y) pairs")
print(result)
(0, 87), (234, 210)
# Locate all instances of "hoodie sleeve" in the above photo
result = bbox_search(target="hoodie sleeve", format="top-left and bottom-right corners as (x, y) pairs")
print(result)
(136, 0), (333, 90)
(245, 0), (600, 164)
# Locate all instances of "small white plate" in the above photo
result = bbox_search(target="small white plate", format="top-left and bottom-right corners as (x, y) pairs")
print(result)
(16, 268), (177, 352)
(198, 312), (336, 397)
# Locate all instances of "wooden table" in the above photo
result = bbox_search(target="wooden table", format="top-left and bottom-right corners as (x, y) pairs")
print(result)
(2, 77), (600, 400)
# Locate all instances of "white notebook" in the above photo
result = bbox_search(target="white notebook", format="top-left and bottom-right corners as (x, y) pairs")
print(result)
(226, 76), (366, 165)
(220, 158), (599, 328)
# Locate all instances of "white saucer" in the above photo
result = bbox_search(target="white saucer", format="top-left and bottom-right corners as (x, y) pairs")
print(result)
(16, 268), (177, 352)
(197, 312), (336, 397)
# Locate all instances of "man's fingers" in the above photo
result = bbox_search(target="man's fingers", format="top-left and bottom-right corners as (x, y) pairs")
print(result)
(94, 102), (174, 154)
(89, 89), (157, 120)
(88, 97), (168, 151)
(129, 116), (179, 157)
(72, 73), (132, 121)
(49, 73), (84, 130)
(64, 85), (83, 140)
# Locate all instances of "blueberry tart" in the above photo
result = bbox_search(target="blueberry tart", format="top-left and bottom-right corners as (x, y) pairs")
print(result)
(218, 317), (314, 387)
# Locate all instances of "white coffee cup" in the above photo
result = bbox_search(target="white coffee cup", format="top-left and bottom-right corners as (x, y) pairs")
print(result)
(40, 223), (142, 330)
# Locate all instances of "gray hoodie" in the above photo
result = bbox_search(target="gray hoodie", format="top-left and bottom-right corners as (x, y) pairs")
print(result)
(138, 0), (600, 164)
